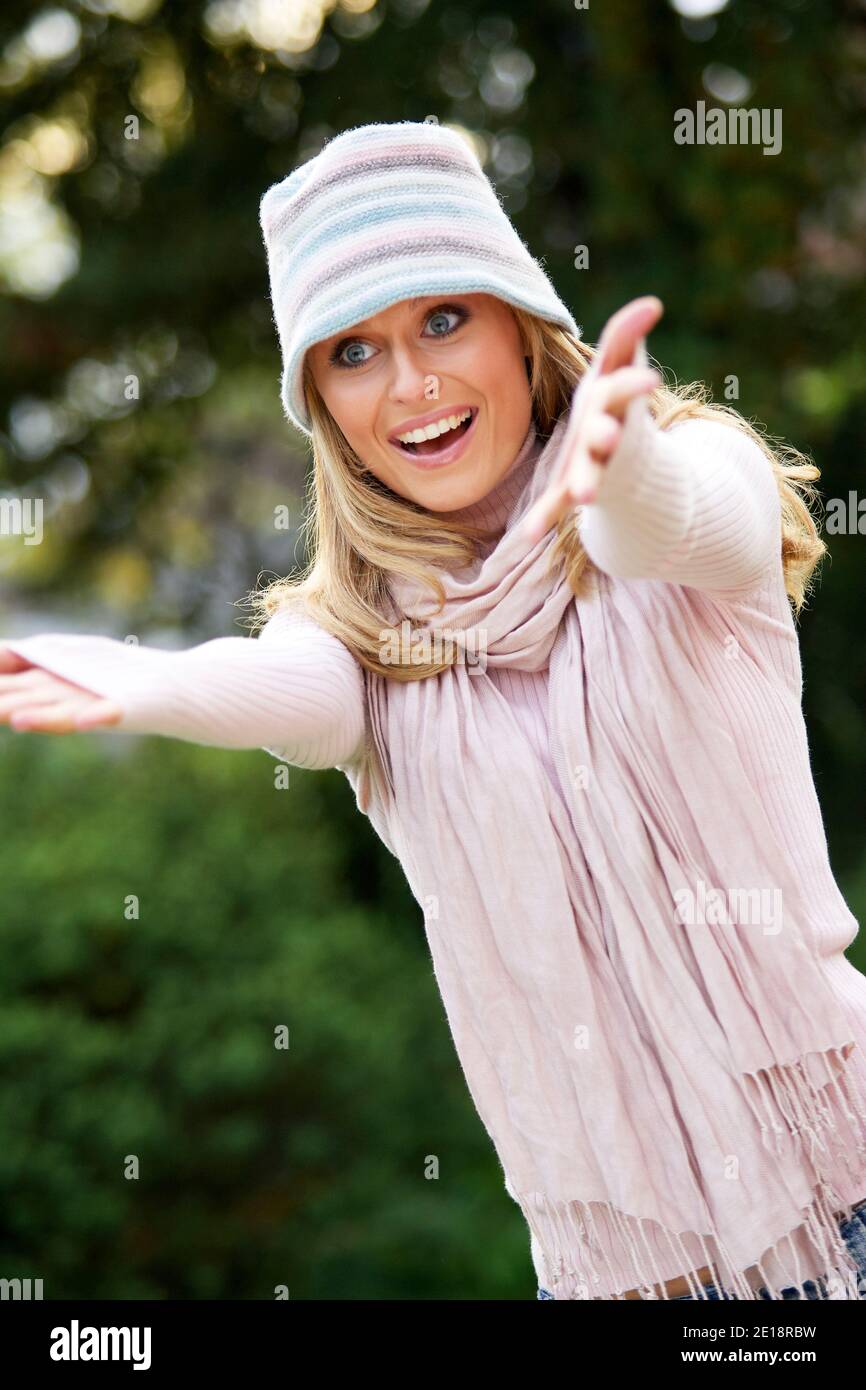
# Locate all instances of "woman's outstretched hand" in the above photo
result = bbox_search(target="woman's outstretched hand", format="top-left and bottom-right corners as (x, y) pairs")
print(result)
(0, 646), (122, 733)
(521, 295), (665, 544)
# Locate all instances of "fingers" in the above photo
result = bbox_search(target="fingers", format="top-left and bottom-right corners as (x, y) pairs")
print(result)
(596, 365), (661, 421)
(0, 671), (124, 732)
(0, 667), (45, 691)
(547, 359), (617, 490)
(9, 697), (122, 733)
(522, 436), (605, 540)
(562, 371), (655, 505)
(561, 364), (657, 474)
(523, 467), (595, 545)
(522, 489), (569, 547)
(566, 364), (660, 443)
(0, 668), (56, 719)
(595, 296), (664, 376)
(9, 701), (81, 733)
(584, 412), (621, 461)
(521, 368), (658, 543)
(523, 449), (604, 543)
(520, 302), (663, 545)
(73, 699), (123, 730)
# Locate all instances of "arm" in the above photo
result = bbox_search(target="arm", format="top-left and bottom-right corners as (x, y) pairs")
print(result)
(1, 607), (367, 771)
(576, 346), (783, 595)
(521, 297), (784, 597)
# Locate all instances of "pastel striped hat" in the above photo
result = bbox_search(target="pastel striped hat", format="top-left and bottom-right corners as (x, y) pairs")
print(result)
(259, 120), (581, 436)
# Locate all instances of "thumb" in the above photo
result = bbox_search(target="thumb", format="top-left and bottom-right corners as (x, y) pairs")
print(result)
(0, 646), (33, 673)
(521, 487), (566, 545)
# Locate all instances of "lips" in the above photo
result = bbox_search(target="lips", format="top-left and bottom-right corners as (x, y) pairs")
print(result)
(389, 407), (478, 470)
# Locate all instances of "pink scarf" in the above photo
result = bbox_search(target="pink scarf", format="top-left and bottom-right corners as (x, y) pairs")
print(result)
(354, 408), (866, 1299)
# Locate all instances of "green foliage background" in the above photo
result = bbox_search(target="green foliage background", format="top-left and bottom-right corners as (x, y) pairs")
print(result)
(0, 0), (864, 1298)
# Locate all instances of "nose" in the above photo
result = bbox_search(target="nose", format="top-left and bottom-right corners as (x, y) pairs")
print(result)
(385, 342), (435, 404)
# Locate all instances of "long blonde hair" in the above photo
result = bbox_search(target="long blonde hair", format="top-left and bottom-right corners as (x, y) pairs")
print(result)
(240, 307), (826, 680)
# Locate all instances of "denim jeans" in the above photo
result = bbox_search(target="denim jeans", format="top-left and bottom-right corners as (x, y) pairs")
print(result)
(536, 1197), (866, 1300)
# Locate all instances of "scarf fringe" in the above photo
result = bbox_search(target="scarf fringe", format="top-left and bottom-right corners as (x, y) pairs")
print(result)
(520, 1044), (866, 1300)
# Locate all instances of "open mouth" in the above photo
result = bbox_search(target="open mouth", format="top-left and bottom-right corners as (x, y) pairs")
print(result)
(391, 407), (477, 462)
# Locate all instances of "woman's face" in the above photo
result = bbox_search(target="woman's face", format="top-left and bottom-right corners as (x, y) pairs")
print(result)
(305, 292), (533, 512)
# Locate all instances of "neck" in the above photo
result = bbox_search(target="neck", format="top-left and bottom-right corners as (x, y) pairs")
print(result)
(438, 419), (542, 545)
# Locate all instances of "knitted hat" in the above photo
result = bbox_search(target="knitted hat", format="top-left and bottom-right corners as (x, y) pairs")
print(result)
(259, 120), (581, 436)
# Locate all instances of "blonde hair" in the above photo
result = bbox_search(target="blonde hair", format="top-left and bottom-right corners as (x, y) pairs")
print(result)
(240, 307), (826, 680)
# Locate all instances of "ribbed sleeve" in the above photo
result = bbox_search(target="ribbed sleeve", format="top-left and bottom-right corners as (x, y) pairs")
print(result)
(578, 355), (783, 594)
(2, 606), (367, 771)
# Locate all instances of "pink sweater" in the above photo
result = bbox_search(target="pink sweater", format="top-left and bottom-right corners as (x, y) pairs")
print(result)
(7, 407), (866, 1294)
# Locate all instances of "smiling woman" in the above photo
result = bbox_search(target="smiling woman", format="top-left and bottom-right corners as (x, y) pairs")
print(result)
(303, 292), (533, 509)
(3, 118), (866, 1303)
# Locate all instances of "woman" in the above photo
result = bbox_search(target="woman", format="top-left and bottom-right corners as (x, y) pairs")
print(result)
(3, 120), (866, 1301)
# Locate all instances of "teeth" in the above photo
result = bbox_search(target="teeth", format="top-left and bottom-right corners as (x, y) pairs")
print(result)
(396, 408), (472, 445)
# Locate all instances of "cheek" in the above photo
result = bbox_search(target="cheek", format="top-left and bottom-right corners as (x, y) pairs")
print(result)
(322, 379), (380, 446)
(473, 345), (531, 429)
(466, 330), (526, 394)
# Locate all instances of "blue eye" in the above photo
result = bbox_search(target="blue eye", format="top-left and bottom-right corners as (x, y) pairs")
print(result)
(328, 303), (469, 370)
(342, 341), (374, 367)
(425, 308), (464, 337)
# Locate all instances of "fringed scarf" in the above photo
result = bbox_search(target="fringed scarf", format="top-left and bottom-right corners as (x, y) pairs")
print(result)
(350, 409), (866, 1300)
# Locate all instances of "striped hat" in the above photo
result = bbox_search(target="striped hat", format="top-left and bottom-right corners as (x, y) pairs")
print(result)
(259, 120), (581, 436)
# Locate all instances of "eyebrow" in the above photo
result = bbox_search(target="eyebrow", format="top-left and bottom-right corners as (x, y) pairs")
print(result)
(328, 296), (434, 344)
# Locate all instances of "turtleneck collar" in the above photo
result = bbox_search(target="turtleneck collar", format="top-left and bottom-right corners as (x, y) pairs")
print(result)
(436, 418), (543, 548)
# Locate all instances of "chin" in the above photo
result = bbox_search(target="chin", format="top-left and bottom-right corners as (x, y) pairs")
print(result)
(423, 486), (486, 512)
(396, 473), (486, 513)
